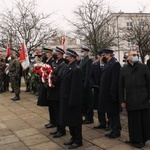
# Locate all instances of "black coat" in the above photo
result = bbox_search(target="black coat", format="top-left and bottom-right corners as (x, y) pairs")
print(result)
(89, 61), (103, 109)
(47, 58), (67, 101)
(59, 61), (82, 127)
(119, 62), (150, 111)
(79, 55), (93, 104)
(98, 57), (121, 113)
(37, 57), (54, 106)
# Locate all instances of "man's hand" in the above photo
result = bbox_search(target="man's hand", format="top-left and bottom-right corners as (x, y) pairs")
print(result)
(121, 103), (126, 109)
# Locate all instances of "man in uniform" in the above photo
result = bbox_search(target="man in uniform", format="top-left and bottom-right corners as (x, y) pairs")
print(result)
(0, 53), (5, 93)
(98, 49), (121, 138)
(48, 47), (68, 138)
(9, 53), (21, 101)
(59, 49), (83, 149)
(79, 45), (93, 124)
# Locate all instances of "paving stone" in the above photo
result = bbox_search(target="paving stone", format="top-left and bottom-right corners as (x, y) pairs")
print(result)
(83, 129), (104, 140)
(29, 141), (63, 150)
(0, 134), (20, 145)
(0, 141), (29, 150)
(91, 136), (122, 149)
(0, 129), (13, 136)
(3, 118), (30, 131)
(21, 134), (49, 146)
(0, 122), (7, 129)
(15, 128), (40, 138)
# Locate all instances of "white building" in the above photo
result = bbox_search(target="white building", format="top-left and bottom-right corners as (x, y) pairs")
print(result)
(106, 12), (150, 64)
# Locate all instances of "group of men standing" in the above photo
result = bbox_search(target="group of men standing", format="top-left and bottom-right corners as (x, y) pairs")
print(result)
(1, 45), (150, 149)
(36, 46), (150, 149)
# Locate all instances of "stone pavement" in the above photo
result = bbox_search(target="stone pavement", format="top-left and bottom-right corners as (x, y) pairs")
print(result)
(0, 89), (150, 150)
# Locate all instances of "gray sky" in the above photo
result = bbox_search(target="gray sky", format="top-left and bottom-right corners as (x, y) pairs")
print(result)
(0, 0), (150, 31)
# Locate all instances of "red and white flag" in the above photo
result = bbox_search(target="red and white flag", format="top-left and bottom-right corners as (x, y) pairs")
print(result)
(19, 42), (30, 70)
(6, 43), (11, 60)
(62, 36), (66, 52)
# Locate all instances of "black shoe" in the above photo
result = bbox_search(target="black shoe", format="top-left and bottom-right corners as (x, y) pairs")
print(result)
(105, 130), (114, 137)
(10, 90), (14, 93)
(93, 124), (106, 129)
(12, 97), (20, 101)
(64, 139), (74, 145)
(45, 123), (56, 129)
(11, 97), (16, 100)
(108, 132), (120, 138)
(53, 132), (66, 138)
(125, 140), (133, 144)
(132, 142), (145, 148)
(68, 143), (83, 149)
(50, 130), (58, 135)
(82, 120), (94, 124)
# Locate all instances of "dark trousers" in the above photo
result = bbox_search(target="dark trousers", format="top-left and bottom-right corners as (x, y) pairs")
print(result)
(98, 112), (111, 126)
(82, 103), (93, 122)
(69, 125), (82, 144)
(107, 113), (121, 133)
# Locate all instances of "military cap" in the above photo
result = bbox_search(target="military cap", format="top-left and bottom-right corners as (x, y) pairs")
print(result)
(81, 45), (90, 52)
(43, 47), (53, 53)
(65, 48), (78, 58)
(97, 50), (104, 56)
(55, 46), (65, 54)
(102, 48), (114, 54)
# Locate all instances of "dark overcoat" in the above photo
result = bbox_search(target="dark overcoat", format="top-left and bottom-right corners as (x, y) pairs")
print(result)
(59, 61), (82, 127)
(89, 61), (103, 109)
(37, 57), (54, 106)
(119, 62), (150, 111)
(79, 55), (93, 104)
(98, 57), (121, 113)
(47, 58), (67, 101)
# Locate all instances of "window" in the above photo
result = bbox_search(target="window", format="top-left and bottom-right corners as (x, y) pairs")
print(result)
(127, 22), (132, 30)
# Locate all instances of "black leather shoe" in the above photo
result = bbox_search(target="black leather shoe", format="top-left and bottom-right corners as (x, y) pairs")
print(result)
(93, 124), (106, 129)
(109, 132), (120, 138)
(125, 140), (133, 144)
(105, 130), (114, 137)
(12, 97), (20, 101)
(68, 143), (83, 149)
(53, 132), (66, 138)
(50, 130), (58, 135)
(132, 142), (145, 148)
(64, 139), (74, 145)
(45, 123), (56, 129)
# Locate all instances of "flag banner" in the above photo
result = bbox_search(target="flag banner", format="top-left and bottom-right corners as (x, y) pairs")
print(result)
(62, 36), (66, 52)
(6, 43), (11, 60)
(19, 42), (30, 70)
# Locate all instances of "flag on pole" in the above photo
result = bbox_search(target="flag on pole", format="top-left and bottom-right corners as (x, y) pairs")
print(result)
(6, 43), (11, 60)
(62, 36), (66, 52)
(19, 42), (30, 70)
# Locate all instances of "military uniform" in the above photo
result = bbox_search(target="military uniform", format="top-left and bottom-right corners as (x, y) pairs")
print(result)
(0, 59), (5, 93)
(9, 57), (21, 100)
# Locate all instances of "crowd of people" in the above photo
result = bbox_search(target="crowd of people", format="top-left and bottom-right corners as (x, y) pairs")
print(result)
(0, 46), (150, 149)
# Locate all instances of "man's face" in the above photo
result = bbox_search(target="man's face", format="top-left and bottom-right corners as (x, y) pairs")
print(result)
(128, 51), (139, 62)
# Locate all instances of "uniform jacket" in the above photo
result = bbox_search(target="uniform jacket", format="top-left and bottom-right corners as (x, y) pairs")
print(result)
(98, 57), (121, 113)
(8, 59), (20, 77)
(59, 61), (82, 127)
(119, 62), (150, 111)
(79, 55), (93, 104)
(47, 58), (68, 101)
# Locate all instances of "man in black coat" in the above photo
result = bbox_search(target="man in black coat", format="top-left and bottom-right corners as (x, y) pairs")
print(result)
(98, 49), (121, 138)
(79, 45), (93, 124)
(48, 47), (68, 138)
(89, 50), (111, 130)
(59, 49), (83, 149)
(119, 50), (150, 148)
(37, 48), (56, 129)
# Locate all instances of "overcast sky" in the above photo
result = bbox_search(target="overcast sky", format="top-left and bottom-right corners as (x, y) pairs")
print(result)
(0, 0), (150, 31)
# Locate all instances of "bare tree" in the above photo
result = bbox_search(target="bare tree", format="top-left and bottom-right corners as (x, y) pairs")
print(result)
(67, 0), (116, 57)
(0, 0), (58, 55)
(121, 13), (150, 63)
